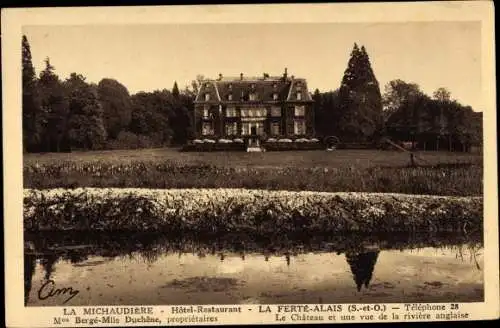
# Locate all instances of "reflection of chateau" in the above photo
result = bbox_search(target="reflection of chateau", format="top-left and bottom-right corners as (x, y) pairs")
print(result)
(345, 251), (380, 291)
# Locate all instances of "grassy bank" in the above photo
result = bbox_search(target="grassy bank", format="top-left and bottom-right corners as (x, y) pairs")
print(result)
(24, 188), (483, 233)
(24, 149), (482, 196)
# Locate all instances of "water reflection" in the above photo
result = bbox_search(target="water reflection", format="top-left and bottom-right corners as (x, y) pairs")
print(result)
(24, 231), (483, 305)
(346, 251), (379, 291)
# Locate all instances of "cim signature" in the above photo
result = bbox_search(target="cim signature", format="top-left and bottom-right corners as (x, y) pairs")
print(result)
(38, 279), (79, 304)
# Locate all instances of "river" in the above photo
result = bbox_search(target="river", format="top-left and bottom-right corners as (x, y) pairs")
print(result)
(24, 231), (483, 306)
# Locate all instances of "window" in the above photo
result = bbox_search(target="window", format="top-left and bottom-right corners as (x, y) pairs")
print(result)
(225, 122), (238, 136)
(296, 92), (302, 100)
(226, 107), (237, 117)
(257, 123), (264, 135)
(240, 108), (247, 117)
(242, 122), (264, 135)
(273, 83), (278, 90)
(242, 122), (250, 135)
(228, 93), (233, 101)
(249, 93), (257, 101)
(205, 93), (211, 101)
(271, 122), (280, 136)
(203, 106), (210, 118)
(294, 119), (306, 135)
(271, 106), (281, 117)
(228, 84), (232, 90)
(294, 105), (305, 116)
(273, 93), (279, 100)
(202, 122), (214, 135)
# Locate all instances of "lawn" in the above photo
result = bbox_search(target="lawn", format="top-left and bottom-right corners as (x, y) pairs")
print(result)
(23, 148), (483, 196)
(24, 147), (482, 168)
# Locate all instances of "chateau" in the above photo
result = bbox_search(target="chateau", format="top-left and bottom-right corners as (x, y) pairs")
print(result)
(193, 69), (315, 147)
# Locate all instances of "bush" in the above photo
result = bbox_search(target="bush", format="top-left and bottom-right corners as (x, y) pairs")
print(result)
(182, 143), (247, 152)
(264, 141), (325, 151)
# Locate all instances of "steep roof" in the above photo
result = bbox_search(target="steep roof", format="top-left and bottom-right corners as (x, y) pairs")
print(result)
(194, 74), (313, 103)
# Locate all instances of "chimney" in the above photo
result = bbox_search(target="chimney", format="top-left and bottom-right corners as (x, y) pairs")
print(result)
(218, 73), (223, 80)
(284, 67), (288, 79)
(240, 73), (244, 80)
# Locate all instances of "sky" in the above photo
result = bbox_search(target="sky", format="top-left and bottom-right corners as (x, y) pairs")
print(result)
(24, 21), (482, 110)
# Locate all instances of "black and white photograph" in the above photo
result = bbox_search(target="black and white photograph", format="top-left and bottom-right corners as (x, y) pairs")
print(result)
(3, 2), (498, 326)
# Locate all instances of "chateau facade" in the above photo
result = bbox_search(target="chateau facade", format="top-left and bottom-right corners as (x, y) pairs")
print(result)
(193, 69), (315, 142)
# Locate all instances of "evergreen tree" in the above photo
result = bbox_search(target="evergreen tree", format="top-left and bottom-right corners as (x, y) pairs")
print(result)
(337, 44), (383, 142)
(172, 81), (180, 99)
(38, 58), (70, 152)
(22, 35), (42, 152)
(66, 73), (107, 150)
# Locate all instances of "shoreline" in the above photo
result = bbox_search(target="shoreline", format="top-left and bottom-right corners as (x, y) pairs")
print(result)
(24, 188), (483, 233)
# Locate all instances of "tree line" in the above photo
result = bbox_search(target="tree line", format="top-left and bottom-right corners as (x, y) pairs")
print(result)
(313, 43), (482, 149)
(23, 35), (481, 153)
(22, 35), (194, 153)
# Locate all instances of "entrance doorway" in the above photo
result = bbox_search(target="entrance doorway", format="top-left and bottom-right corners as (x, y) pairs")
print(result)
(249, 127), (259, 148)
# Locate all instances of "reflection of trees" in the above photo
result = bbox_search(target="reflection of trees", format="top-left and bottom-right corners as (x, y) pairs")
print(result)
(345, 251), (380, 291)
(24, 231), (482, 272)
(40, 254), (58, 280)
(68, 251), (88, 264)
(24, 255), (37, 306)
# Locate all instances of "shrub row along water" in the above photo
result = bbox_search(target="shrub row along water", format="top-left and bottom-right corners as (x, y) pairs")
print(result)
(24, 161), (482, 196)
(24, 188), (483, 233)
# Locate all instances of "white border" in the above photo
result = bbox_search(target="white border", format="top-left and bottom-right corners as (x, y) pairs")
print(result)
(2, 2), (498, 326)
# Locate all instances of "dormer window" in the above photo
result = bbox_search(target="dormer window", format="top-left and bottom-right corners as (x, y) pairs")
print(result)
(251, 83), (256, 90)
(273, 93), (279, 100)
(273, 83), (277, 90)
(228, 84), (232, 90)
(205, 93), (211, 101)
(296, 92), (302, 100)
(228, 93), (233, 101)
(294, 105), (305, 116)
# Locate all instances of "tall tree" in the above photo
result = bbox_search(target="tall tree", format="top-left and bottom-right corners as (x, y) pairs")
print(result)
(129, 90), (172, 146)
(22, 35), (42, 152)
(382, 79), (423, 120)
(37, 58), (70, 152)
(66, 73), (107, 150)
(337, 44), (383, 142)
(433, 87), (451, 102)
(172, 81), (180, 99)
(313, 89), (341, 137)
(97, 78), (132, 139)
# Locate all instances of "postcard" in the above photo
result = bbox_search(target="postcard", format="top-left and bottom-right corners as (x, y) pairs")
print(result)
(2, 1), (499, 326)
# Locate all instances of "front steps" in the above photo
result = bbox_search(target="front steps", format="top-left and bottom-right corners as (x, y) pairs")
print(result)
(246, 147), (263, 152)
